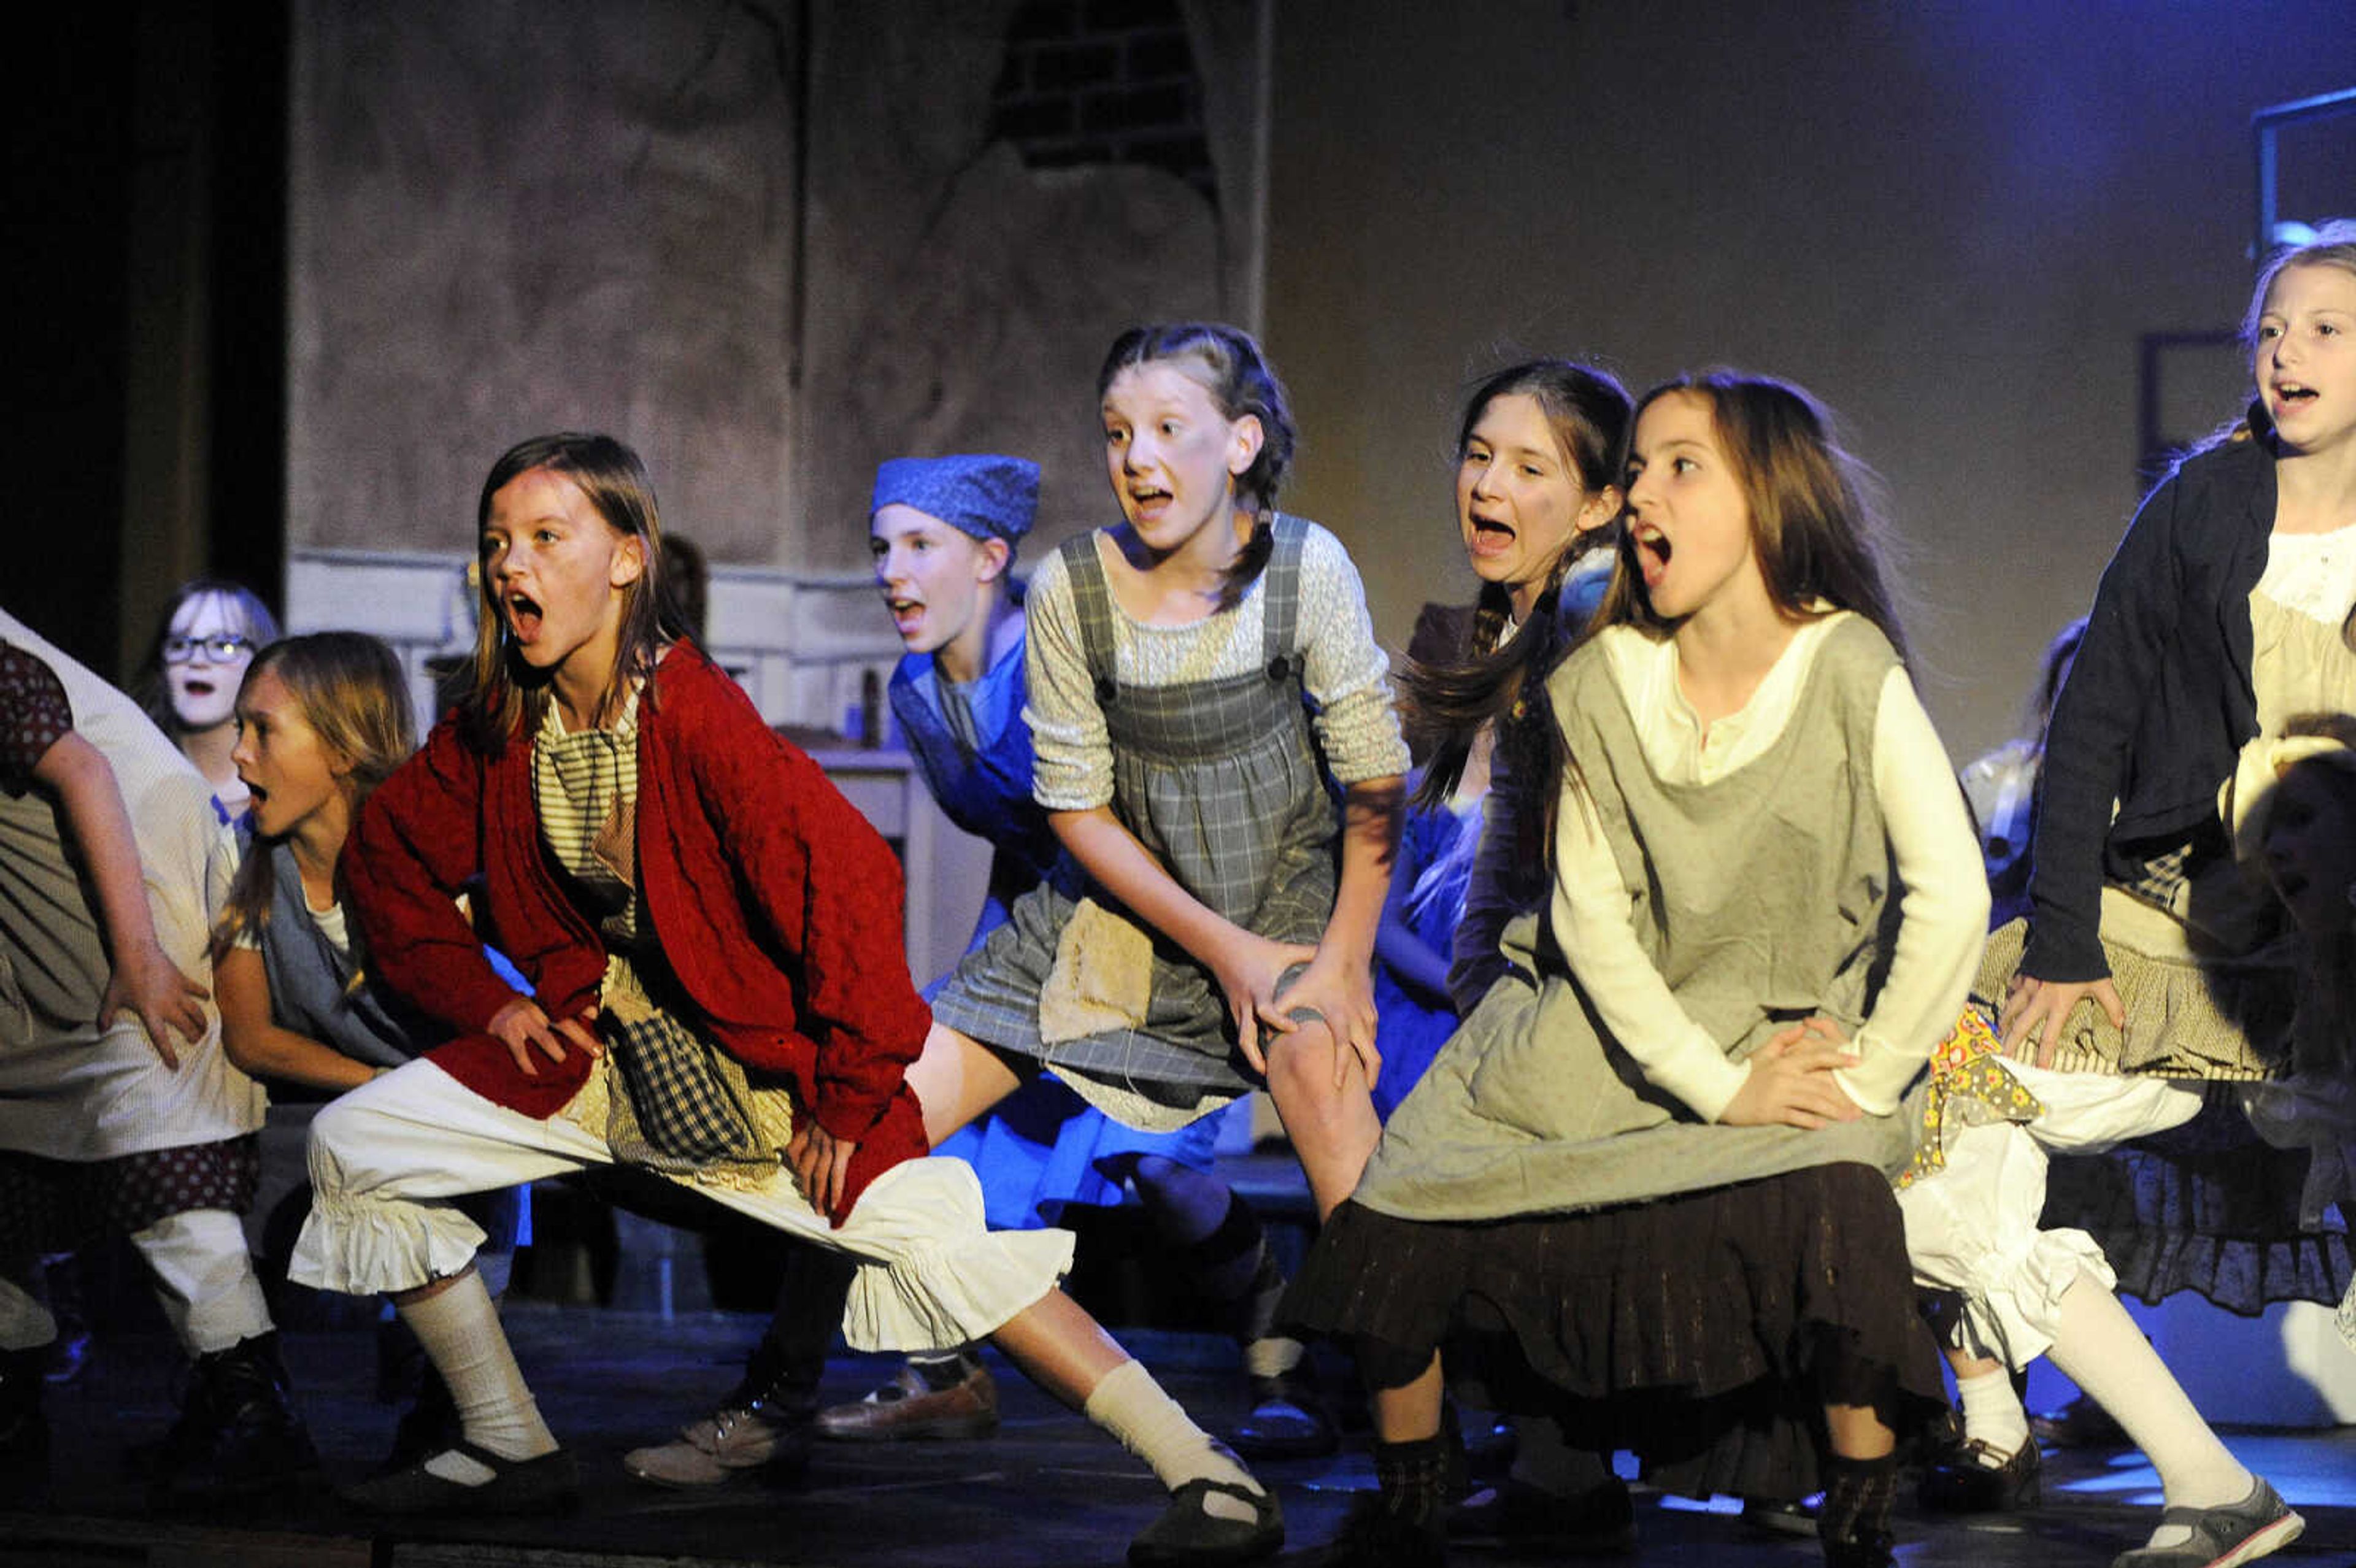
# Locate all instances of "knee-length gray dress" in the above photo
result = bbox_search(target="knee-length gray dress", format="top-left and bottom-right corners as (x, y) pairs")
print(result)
(1283, 615), (1949, 1501)
(1351, 614), (1919, 1222)
(928, 515), (1339, 1118)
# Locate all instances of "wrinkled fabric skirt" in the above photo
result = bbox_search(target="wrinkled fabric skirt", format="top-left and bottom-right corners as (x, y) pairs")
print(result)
(1283, 1161), (1945, 1501)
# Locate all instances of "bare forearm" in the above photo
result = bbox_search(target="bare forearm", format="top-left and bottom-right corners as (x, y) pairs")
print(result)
(216, 950), (377, 1091)
(1323, 777), (1404, 966)
(37, 733), (163, 959)
(226, 1021), (380, 1093)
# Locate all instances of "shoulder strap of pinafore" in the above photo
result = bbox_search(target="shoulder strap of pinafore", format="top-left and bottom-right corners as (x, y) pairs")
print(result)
(1260, 513), (1308, 683)
(1058, 531), (1123, 706)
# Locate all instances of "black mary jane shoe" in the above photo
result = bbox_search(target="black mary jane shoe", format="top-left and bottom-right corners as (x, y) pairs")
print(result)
(341, 1442), (579, 1516)
(1128, 1477), (1285, 1567)
(1918, 1436), (2041, 1513)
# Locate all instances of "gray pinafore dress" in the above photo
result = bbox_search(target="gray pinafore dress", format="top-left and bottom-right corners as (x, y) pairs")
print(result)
(1352, 614), (1918, 1223)
(928, 516), (1338, 1120)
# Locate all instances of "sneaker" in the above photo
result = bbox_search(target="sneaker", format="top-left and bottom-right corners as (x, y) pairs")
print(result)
(622, 1331), (817, 1487)
(2109, 1477), (2304, 1568)
(137, 1332), (320, 1502)
(814, 1355), (998, 1443)
(1130, 1477), (1285, 1567)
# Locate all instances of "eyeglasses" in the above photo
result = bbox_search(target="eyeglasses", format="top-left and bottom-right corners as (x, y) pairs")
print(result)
(163, 634), (258, 664)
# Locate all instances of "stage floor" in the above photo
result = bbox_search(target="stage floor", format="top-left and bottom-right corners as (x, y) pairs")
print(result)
(6, 1304), (2350, 1567)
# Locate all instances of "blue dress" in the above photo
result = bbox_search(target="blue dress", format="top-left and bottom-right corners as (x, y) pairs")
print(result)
(891, 634), (1218, 1231)
(1368, 791), (1482, 1122)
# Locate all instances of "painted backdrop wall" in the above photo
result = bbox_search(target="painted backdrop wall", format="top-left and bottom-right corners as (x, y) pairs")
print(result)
(1263, 0), (2356, 763)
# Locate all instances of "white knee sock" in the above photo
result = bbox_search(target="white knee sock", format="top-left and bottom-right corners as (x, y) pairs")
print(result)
(1955, 1365), (2030, 1460)
(1084, 1358), (1262, 1519)
(396, 1270), (556, 1481)
(2045, 1274), (2250, 1548)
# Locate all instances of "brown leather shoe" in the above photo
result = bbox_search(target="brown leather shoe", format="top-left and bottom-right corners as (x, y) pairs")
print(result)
(814, 1358), (998, 1442)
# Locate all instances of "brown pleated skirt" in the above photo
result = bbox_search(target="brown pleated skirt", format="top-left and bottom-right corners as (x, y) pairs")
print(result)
(1282, 1161), (1946, 1502)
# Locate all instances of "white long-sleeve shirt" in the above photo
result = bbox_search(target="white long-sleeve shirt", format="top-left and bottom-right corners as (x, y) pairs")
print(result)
(1549, 617), (1990, 1121)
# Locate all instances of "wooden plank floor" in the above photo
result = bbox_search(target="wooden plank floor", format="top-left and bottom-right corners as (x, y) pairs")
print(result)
(5, 1305), (2350, 1567)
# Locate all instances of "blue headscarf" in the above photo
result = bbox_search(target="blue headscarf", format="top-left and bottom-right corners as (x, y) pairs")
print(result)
(870, 455), (1039, 546)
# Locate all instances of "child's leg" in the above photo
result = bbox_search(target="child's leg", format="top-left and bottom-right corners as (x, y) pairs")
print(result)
(389, 1267), (556, 1477)
(2043, 1273), (2271, 1552)
(628, 1245), (866, 1485)
(903, 1020), (1026, 1145)
(1319, 1346), (1450, 1564)
(696, 1142), (1279, 1561)
(1817, 1408), (1903, 1568)
(1260, 1018), (1382, 1220)
(299, 1061), (618, 1507)
(1943, 1348), (2029, 1455)
(126, 1209), (272, 1355)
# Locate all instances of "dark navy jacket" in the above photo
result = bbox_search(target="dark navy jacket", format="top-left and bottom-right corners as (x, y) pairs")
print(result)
(2023, 438), (2274, 982)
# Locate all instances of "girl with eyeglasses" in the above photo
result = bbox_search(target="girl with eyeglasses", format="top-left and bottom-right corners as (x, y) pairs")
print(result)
(136, 581), (282, 823)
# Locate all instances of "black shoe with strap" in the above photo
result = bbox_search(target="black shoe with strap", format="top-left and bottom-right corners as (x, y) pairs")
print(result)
(137, 1331), (320, 1503)
(1919, 1435), (2042, 1512)
(343, 1442), (580, 1516)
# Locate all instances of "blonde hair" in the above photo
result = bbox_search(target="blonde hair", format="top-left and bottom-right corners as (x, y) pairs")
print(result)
(208, 632), (415, 961)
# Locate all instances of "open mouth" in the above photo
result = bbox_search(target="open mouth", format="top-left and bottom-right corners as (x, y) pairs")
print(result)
(1632, 522), (1672, 588)
(2274, 381), (2317, 410)
(1466, 515), (1516, 557)
(182, 678), (217, 698)
(1128, 485), (1172, 517)
(506, 592), (544, 640)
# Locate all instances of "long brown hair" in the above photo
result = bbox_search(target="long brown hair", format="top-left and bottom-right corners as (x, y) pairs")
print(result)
(460, 433), (682, 751)
(1398, 359), (1633, 809)
(1595, 371), (1911, 664)
(209, 632), (416, 961)
(1508, 371), (1911, 874)
(1098, 323), (1299, 611)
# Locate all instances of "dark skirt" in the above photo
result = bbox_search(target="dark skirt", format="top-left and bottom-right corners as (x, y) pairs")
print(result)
(2044, 1088), (2353, 1314)
(0, 1134), (261, 1251)
(1282, 1161), (1946, 1502)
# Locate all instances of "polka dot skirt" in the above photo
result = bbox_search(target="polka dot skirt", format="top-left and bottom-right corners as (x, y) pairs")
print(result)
(0, 1136), (261, 1251)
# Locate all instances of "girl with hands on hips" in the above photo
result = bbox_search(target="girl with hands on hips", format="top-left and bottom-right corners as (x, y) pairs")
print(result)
(1287, 371), (1985, 1568)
